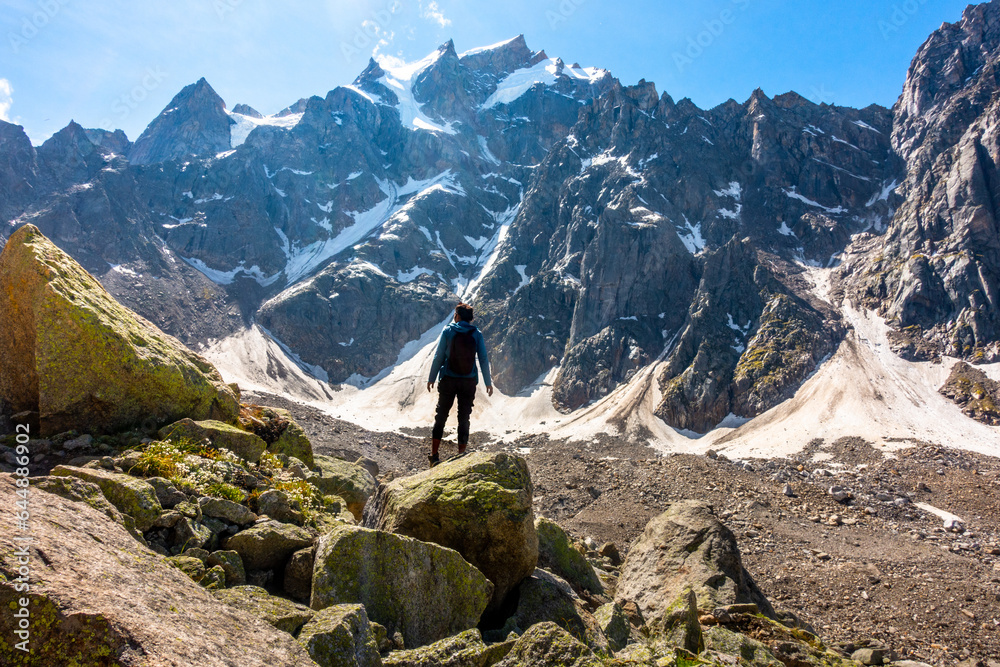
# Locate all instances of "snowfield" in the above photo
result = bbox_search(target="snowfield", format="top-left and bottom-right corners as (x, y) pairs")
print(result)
(206, 266), (1000, 461)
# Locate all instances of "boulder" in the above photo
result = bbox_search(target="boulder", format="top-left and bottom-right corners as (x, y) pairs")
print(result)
(535, 516), (603, 595)
(297, 604), (381, 667)
(593, 602), (630, 652)
(505, 569), (608, 653)
(159, 418), (266, 463)
(32, 474), (144, 540)
(258, 488), (305, 525)
(495, 622), (601, 667)
(50, 464), (162, 531)
(614, 500), (775, 626)
(174, 516), (214, 551)
(213, 586), (314, 635)
(200, 496), (258, 525)
(222, 519), (315, 571)
(167, 555), (207, 582)
(0, 224), (239, 436)
(382, 628), (512, 667)
(364, 452), (537, 612)
(207, 550), (246, 587)
(267, 407), (315, 467)
(309, 454), (376, 521)
(0, 474), (316, 665)
(147, 476), (188, 508)
(284, 546), (316, 602)
(202, 565), (227, 590)
(311, 523), (493, 648)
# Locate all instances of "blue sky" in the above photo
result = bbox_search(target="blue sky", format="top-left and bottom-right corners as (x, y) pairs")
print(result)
(0, 0), (975, 144)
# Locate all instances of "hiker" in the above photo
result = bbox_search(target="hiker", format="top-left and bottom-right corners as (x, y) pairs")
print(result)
(426, 302), (493, 466)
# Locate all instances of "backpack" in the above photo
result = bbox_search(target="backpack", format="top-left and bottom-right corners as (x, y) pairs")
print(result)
(448, 329), (478, 376)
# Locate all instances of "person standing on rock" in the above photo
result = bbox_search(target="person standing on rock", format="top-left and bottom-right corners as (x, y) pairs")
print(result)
(426, 303), (493, 467)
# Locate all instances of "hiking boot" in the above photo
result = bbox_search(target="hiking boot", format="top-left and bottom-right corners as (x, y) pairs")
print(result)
(428, 453), (440, 468)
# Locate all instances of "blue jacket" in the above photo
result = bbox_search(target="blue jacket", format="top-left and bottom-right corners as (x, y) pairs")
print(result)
(428, 321), (492, 386)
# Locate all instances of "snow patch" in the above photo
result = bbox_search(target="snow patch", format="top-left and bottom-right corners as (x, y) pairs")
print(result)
(228, 110), (304, 148)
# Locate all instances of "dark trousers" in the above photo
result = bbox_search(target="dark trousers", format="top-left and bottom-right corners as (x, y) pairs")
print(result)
(432, 376), (477, 445)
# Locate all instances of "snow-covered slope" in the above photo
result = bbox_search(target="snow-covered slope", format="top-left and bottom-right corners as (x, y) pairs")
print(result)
(206, 265), (1000, 460)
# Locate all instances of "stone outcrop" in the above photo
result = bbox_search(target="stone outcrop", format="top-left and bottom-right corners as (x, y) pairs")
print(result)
(159, 418), (267, 463)
(0, 474), (317, 666)
(494, 622), (601, 667)
(363, 452), (537, 613)
(614, 500), (774, 625)
(222, 519), (314, 571)
(505, 569), (608, 653)
(382, 628), (511, 667)
(212, 585), (315, 635)
(50, 464), (162, 531)
(311, 523), (493, 648)
(0, 224), (239, 436)
(308, 454), (376, 521)
(535, 516), (603, 595)
(297, 604), (382, 667)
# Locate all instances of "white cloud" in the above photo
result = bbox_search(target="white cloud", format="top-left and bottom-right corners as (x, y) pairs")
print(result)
(421, 1), (451, 27)
(0, 79), (12, 122)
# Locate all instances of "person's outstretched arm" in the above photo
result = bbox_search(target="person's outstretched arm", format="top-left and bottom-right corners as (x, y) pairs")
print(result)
(427, 330), (448, 391)
(477, 331), (493, 396)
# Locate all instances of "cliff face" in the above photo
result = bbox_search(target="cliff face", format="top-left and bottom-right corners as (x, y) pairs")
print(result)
(844, 0), (1000, 362)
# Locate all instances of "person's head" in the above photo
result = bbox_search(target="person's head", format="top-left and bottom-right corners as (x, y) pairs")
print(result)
(455, 303), (474, 323)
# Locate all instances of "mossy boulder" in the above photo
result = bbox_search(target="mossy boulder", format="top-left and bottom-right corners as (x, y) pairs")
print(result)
(364, 452), (537, 613)
(213, 585), (315, 635)
(167, 555), (207, 583)
(594, 602), (630, 652)
(207, 550), (246, 587)
(297, 604), (381, 667)
(267, 407), (315, 467)
(159, 418), (266, 463)
(495, 622), (601, 667)
(32, 474), (145, 541)
(535, 516), (603, 595)
(382, 628), (512, 667)
(200, 496), (258, 525)
(284, 546), (316, 602)
(308, 454), (376, 521)
(0, 224), (240, 436)
(615, 501), (775, 627)
(311, 523), (493, 648)
(50, 464), (162, 530)
(222, 519), (315, 571)
(702, 626), (784, 667)
(505, 569), (608, 654)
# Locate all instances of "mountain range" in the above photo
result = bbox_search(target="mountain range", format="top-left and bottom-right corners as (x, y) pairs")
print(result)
(3, 2), (1000, 436)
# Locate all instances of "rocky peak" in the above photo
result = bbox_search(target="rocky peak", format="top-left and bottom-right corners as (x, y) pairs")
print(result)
(0, 120), (38, 223)
(457, 34), (539, 75)
(36, 120), (103, 181)
(84, 128), (131, 155)
(231, 103), (262, 118)
(128, 77), (233, 165)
